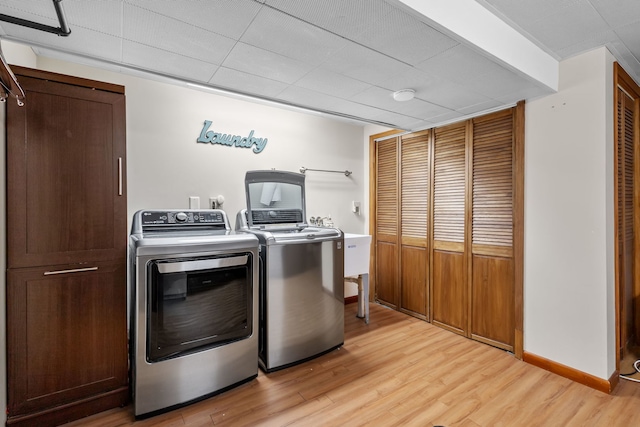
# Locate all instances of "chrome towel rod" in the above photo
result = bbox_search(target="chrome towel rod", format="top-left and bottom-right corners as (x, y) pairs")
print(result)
(300, 167), (352, 177)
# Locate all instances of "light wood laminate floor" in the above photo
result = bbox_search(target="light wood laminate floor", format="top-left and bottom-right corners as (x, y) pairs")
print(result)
(66, 303), (640, 426)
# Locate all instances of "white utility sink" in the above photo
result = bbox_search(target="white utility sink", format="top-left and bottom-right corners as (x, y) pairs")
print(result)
(343, 233), (372, 324)
(344, 233), (372, 277)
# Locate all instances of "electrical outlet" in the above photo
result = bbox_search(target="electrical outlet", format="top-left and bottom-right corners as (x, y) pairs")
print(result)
(209, 197), (217, 209)
(189, 196), (200, 209)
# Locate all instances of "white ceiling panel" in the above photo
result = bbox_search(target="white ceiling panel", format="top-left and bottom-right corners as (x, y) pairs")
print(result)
(124, 0), (263, 40)
(1, 0), (640, 130)
(458, 99), (505, 115)
(479, 0), (583, 29)
(321, 42), (413, 86)
(353, 7), (459, 66)
(123, 3), (236, 64)
(615, 22), (640, 60)
(221, 42), (314, 85)
(352, 86), (452, 119)
(526, 2), (611, 51)
(590, 0), (640, 29)
(209, 67), (289, 99)
(465, 67), (542, 99)
(416, 44), (508, 84)
(275, 85), (341, 112)
(294, 68), (371, 99)
(122, 40), (217, 83)
(240, 6), (347, 66)
(0, 0), (61, 22)
(264, 0), (393, 40)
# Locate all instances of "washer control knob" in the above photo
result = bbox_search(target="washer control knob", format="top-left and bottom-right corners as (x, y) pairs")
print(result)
(269, 210), (277, 218)
(175, 212), (188, 222)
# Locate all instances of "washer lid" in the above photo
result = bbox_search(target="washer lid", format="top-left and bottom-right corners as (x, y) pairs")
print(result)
(244, 170), (307, 229)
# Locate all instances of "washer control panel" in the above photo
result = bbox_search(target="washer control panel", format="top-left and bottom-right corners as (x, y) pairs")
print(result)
(141, 210), (226, 226)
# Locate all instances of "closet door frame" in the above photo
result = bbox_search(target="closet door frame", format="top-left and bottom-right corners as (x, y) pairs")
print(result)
(369, 102), (524, 359)
(613, 62), (640, 374)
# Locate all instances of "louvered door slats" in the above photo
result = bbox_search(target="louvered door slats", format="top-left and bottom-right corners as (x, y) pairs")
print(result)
(401, 134), (429, 240)
(377, 139), (398, 237)
(433, 124), (466, 243)
(472, 114), (513, 248)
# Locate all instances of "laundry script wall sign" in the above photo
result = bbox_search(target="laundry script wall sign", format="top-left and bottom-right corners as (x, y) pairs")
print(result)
(197, 120), (268, 154)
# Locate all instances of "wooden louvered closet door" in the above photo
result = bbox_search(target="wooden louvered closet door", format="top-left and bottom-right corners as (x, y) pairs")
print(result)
(375, 138), (399, 308)
(400, 130), (430, 318)
(431, 122), (468, 335)
(617, 87), (636, 354)
(470, 110), (515, 351)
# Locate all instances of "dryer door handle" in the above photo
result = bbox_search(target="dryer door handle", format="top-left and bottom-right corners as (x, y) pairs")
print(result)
(157, 255), (248, 274)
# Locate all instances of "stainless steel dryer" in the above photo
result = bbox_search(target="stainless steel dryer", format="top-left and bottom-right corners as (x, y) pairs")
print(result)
(129, 209), (259, 418)
(236, 170), (344, 372)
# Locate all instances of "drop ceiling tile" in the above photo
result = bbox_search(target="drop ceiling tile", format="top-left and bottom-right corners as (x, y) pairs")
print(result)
(321, 42), (413, 86)
(352, 86), (452, 119)
(377, 67), (493, 110)
(264, 0), (393, 39)
(222, 42), (314, 84)
(0, 1), (61, 21)
(615, 22), (640, 60)
(364, 107), (430, 130)
(457, 99), (505, 116)
(353, 8), (459, 66)
(590, 0), (640, 29)
(240, 6), (347, 66)
(275, 85), (340, 111)
(465, 67), (543, 99)
(0, 24), (122, 63)
(209, 67), (289, 99)
(124, 0), (263, 40)
(428, 111), (464, 126)
(417, 81), (492, 111)
(416, 44), (504, 84)
(526, 2), (611, 51)
(554, 29), (619, 59)
(122, 40), (218, 82)
(327, 100), (401, 127)
(123, 3), (236, 64)
(480, 0), (585, 28)
(294, 68), (372, 99)
(63, 1), (123, 37)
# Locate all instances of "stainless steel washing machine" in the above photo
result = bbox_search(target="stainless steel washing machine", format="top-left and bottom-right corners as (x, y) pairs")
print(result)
(236, 170), (344, 372)
(129, 209), (259, 418)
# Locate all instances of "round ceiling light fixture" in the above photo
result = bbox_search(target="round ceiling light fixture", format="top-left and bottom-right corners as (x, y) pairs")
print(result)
(392, 89), (415, 102)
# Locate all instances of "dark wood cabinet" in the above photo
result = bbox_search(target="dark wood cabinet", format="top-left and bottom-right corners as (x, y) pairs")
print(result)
(5, 67), (128, 426)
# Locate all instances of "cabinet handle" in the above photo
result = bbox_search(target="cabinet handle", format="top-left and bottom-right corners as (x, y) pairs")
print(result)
(43, 267), (99, 276)
(118, 157), (123, 196)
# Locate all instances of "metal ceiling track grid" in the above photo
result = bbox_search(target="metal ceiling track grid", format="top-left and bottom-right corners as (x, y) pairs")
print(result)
(0, 0), (70, 37)
(0, 0), (71, 106)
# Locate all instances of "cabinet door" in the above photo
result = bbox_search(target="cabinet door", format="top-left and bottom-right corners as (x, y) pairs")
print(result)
(7, 73), (127, 268)
(6, 261), (128, 417)
(375, 138), (399, 308)
(431, 122), (467, 335)
(470, 110), (515, 351)
(400, 131), (429, 318)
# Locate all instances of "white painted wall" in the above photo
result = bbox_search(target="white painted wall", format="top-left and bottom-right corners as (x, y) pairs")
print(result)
(524, 47), (616, 379)
(30, 55), (367, 234)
